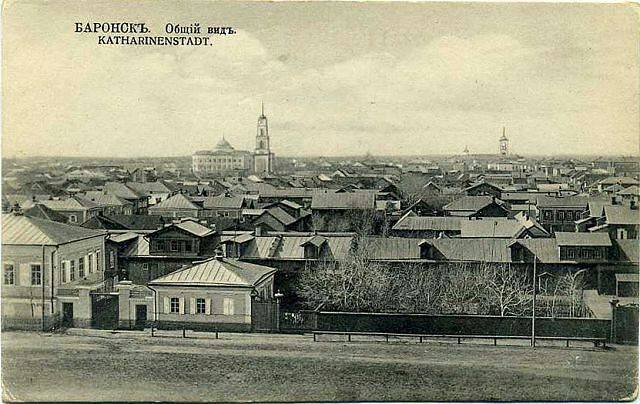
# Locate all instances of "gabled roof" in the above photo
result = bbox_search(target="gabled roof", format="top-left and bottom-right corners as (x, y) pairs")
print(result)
(509, 239), (560, 263)
(125, 181), (172, 195)
(23, 204), (68, 223)
(78, 192), (131, 207)
(443, 196), (501, 213)
(459, 219), (523, 238)
(616, 240), (639, 264)
(419, 239), (512, 262)
(41, 196), (100, 211)
(300, 235), (328, 248)
(604, 205), (640, 225)
(149, 193), (199, 211)
(280, 199), (303, 210)
(149, 257), (276, 287)
(392, 214), (462, 232)
(150, 219), (215, 238)
(555, 232), (612, 247)
(311, 191), (376, 210)
(2, 213), (105, 245)
(104, 182), (144, 200)
(536, 195), (589, 209)
(259, 207), (297, 226)
(203, 194), (245, 209)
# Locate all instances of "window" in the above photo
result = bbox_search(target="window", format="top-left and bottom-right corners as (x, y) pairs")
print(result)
(558, 211), (564, 221)
(156, 241), (165, 251)
(4, 264), (14, 285)
(184, 241), (192, 253)
(79, 258), (85, 278)
(567, 248), (575, 259)
(594, 249), (602, 259)
(223, 297), (235, 315)
(109, 251), (115, 269)
(544, 210), (552, 220)
(170, 297), (180, 313)
(69, 215), (77, 223)
(582, 248), (592, 259)
(170, 240), (178, 251)
(69, 260), (75, 282)
(142, 262), (149, 271)
(96, 251), (101, 271)
(28, 264), (42, 286)
(61, 261), (68, 283)
(88, 253), (94, 273)
(566, 211), (573, 221)
(196, 298), (206, 314)
(617, 228), (628, 240)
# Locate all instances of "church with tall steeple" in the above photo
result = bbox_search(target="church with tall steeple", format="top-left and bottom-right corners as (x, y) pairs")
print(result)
(253, 102), (275, 175)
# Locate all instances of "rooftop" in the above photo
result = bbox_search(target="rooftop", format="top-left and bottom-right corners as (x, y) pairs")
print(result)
(2, 213), (105, 245)
(149, 257), (276, 287)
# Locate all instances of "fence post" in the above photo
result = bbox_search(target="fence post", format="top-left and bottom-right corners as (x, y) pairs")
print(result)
(183, 328), (186, 338)
(609, 299), (619, 344)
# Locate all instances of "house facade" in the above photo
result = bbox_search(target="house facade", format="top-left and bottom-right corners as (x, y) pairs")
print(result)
(2, 213), (109, 330)
(148, 257), (276, 331)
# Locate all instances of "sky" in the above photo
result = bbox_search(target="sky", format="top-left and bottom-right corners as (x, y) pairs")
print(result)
(3, 1), (639, 158)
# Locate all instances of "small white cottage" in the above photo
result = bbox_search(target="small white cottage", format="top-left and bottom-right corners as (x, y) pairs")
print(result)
(148, 256), (276, 332)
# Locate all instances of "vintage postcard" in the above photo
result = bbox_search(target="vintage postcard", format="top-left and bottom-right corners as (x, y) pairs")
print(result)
(1, 0), (638, 402)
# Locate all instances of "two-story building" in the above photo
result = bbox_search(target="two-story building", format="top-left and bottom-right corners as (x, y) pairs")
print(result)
(536, 195), (589, 233)
(118, 219), (217, 284)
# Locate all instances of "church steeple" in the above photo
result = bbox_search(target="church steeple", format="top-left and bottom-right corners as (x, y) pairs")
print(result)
(254, 102), (274, 174)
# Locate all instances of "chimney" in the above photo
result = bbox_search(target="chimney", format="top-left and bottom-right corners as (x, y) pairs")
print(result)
(631, 200), (638, 210)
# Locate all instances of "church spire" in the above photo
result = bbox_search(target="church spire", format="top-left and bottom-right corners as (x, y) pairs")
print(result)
(260, 100), (265, 118)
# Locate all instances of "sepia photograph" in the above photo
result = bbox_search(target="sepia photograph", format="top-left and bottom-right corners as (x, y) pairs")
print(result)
(1, 0), (639, 401)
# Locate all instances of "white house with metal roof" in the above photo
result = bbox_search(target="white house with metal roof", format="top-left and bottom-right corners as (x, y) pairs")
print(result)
(148, 256), (276, 331)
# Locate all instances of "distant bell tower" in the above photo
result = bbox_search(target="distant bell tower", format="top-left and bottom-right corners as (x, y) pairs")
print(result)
(499, 127), (509, 156)
(254, 102), (274, 174)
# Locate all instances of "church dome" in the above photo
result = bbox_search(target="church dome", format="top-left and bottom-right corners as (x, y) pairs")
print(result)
(214, 137), (234, 151)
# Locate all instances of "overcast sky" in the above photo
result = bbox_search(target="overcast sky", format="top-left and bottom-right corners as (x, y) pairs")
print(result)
(3, 1), (639, 158)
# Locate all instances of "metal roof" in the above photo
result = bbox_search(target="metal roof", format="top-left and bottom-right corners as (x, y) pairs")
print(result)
(173, 220), (216, 237)
(203, 195), (245, 209)
(604, 205), (640, 225)
(422, 239), (512, 263)
(2, 213), (105, 245)
(459, 219), (523, 238)
(149, 257), (275, 287)
(392, 215), (462, 232)
(555, 232), (612, 247)
(149, 193), (199, 211)
(536, 195), (589, 209)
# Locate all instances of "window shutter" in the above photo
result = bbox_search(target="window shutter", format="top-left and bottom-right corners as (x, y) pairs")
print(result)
(163, 297), (170, 314)
(189, 298), (196, 315)
(19, 264), (30, 286)
(179, 297), (185, 314)
(206, 298), (212, 315)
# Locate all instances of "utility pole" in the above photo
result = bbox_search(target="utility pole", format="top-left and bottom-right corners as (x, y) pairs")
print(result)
(531, 254), (537, 348)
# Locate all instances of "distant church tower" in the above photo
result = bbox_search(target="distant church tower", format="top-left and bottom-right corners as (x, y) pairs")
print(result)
(499, 127), (509, 156)
(254, 102), (275, 174)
